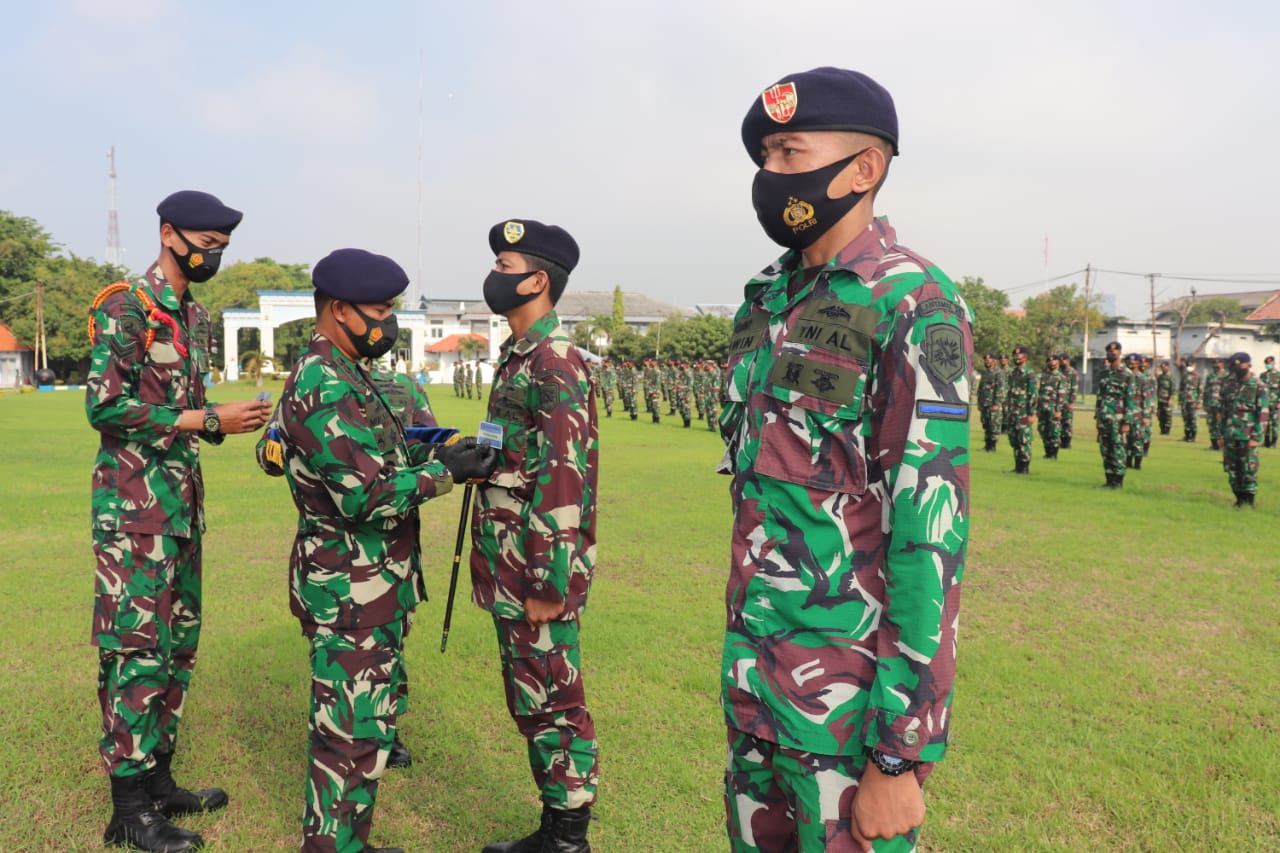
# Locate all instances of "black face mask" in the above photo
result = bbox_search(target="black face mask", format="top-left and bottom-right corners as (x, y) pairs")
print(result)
(168, 228), (224, 283)
(751, 150), (867, 250)
(483, 270), (540, 315)
(339, 303), (398, 360)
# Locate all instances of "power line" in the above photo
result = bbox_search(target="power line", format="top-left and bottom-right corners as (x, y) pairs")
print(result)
(998, 267), (1087, 294)
(0, 289), (36, 307)
(1093, 268), (1280, 285)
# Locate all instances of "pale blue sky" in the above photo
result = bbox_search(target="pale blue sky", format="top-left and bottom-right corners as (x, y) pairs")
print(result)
(3, 0), (1278, 318)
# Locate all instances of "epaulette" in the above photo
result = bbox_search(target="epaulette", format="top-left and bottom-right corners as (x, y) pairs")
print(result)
(87, 281), (188, 357)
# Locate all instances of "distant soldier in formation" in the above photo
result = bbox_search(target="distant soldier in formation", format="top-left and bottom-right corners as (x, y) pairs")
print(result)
(1219, 352), (1270, 507)
(643, 357), (662, 423)
(618, 359), (638, 420)
(1126, 354), (1153, 469)
(1058, 352), (1077, 448)
(1179, 358), (1202, 442)
(453, 359), (464, 397)
(699, 359), (720, 431)
(1005, 344), (1037, 474)
(1095, 341), (1136, 488)
(662, 358), (677, 415)
(1203, 357), (1226, 448)
(1036, 352), (1062, 459)
(672, 358), (692, 427)
(600, 358), (616, 418)
(1156, 360), (1175, 435)
(464, 361), (475, 399)
(1260, 355), (1280, 449)
(977, 353), (1002, 452)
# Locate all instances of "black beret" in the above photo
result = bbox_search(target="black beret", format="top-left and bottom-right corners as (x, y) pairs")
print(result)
(156, 190), (242, 234)
(1229, 351), (1251, 364)
(312, 248), (409, 303)
(741, 67), (899, 166)
(1013, 344), (1029, 355)
(489, 219), (579, 271)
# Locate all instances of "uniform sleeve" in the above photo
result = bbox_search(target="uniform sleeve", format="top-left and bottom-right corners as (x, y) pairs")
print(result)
(865, 282), (972, 764)
(84, 294), (182, 445)
(522, 354), (594, 602)
(287, 364), (453, 521)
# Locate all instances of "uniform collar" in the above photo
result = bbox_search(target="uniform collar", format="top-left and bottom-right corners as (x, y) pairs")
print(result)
(745, 217), (897, 311)
(144, 262), (186, 312)
(504, 309), (560, 358)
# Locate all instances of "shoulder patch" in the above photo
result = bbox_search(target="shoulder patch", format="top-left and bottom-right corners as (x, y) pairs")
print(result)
(922, 324), (966, 384)
(539, 380), (560, 412)
(917, 400), (970, 422)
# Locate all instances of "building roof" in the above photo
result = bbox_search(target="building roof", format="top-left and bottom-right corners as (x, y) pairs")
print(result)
(425, 332), (488, 353)
(0, 323), (32, 352)
(553, 291), (687, 322)
(1246, 292), (1280, 322)
(1156, 289), (1279, 317)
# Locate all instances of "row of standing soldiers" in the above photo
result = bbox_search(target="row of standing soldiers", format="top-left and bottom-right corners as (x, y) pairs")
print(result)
(588, 357), (724, 429)
(976, 347), (1078, 474)
(452, 360), (483, 399)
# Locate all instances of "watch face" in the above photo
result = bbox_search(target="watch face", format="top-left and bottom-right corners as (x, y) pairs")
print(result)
(204, 414), (219, 432)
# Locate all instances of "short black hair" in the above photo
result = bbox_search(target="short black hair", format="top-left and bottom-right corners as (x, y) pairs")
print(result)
(315, 291), (334, 316)
(522, 253), (570, 298)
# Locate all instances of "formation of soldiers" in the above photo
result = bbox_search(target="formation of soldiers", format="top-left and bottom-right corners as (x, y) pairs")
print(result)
(588, 356), (724, 430)
(451, 359), (485, 400)
(977, 342), (1275, 505)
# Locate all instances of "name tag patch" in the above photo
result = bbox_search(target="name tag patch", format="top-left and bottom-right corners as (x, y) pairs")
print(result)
(916, 400), (970, 421)
(768, 354), (862, 406)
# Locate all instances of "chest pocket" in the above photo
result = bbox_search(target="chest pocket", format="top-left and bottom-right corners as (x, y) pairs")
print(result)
(488, 381), (533, 492)
(753, 299), (875, 495)
(364, 398), (401, 458)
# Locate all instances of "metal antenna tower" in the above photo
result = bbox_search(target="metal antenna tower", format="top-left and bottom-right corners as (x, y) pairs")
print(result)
(106, 145), (122, 268)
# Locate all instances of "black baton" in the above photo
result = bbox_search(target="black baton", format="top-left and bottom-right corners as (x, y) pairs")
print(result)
(440, 482), (474, 652)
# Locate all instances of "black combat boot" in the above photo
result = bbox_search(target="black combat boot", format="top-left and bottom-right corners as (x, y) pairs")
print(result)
(148, 752), (228, 819)
(1245, 492), (1256, 507)
(544, 807), (592, 853)
(630, 410), (637, 421)
(105, 772), (203, 852)
(482, 805), (553, 853)
(1232, 491), (1244, 508)
(1061, 437), (1072, 449)
(1133, 456), (1142, 470)
(683, 417), (691, 428)
(387, 733), (412, 769)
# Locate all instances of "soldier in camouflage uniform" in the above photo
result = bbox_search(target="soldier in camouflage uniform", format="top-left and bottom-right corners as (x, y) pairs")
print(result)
(1203, 358), (1226, 448)
(722, 68), (971, 853)
(1219, 352), (1270, 506)
(465, 361), (475, 399)
(87, 191), (270, 852)
(472, 220), (599, 853)
(454, 360), (465, 397)
(1179, 359), (1202, 442)
(1057, 353), (1076, 449)
(643, 357), (662, 423)
(672, 357), (693, 427)
(1260, 355), (1280, 449)
(599, 358), (616, 417)
(1156, 360), (1174, 435)
(976, 353), (1001, 452)
(1095, 341), (1136, 488)
(1036, 353), (1062, 459)
(1124, 354), (1151, 469)
(618, 359), (638, 420)
(1005, 345), (1037, 474)
(257, 249), (496, 853)
(701, 359), (721, 431)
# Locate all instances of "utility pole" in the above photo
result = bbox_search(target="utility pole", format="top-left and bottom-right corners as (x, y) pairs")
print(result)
(106, 146), (122, 268)
(35, 279), (48, 371)
(1081, 263), (1091, 395)
(1148, 273), (1159, 358)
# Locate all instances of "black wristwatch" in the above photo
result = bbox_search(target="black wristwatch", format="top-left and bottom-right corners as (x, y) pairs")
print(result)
(202, 406), (221, 435)
(868, 749), (919, 777)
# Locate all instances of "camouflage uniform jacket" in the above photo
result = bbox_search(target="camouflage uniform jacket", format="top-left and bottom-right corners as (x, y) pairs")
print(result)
(1156, 371), (1174, 403)
(470, 310), (599, 621)
(1036, 368), (1060, 413)
(718, 217), (972, 764)
(1006, 364), (1037, 420)
(976, 368), (997, 407)
(1179, 369), (1201, 405)
(1203, 370), (1224, 409)
(371, 367), (439, 430)
(86, 263), (219, 536)
(1141, 370), (1157, 417)
(1095, 363), (1136, 423)
(1224, 375), (1270, 442)
(258, 334), (454, 630)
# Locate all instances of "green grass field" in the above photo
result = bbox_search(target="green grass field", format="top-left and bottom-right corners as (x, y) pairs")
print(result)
(0, 386), (1276, 852)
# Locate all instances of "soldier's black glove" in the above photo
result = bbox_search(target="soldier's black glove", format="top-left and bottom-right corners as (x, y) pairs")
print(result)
(434, 436), (500, 483)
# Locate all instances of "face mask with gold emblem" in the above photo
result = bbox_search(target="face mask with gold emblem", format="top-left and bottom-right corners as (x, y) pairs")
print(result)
(750, 149), (868, 250)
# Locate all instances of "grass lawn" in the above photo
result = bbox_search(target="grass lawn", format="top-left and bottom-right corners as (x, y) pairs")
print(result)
(0, 386), (1276, 852)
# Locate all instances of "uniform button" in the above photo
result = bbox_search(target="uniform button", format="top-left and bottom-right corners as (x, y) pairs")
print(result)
(533, 582), (545, 591)
(902, 730), (920, 747)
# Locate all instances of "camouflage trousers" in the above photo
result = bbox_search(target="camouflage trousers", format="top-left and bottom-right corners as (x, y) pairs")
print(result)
(1182, 403), (1199, 440)
(1007, 422), (1033, 465)
(1206, 406), (1223, 445)
(1157, 401), (1173, 434)
(648, 391), (662, 420)
(1096, 420), (1128, 477)
(705, 396), (721, 431)
(1126, 422), (1148, 460)
(978, 405), (998, 447)
(93, 529), (203, 776)
(494, 617), (599, 810)
(1060, 406), (1074, 444)
(1223, 440), (1260, 494)
(619, 387), (635, 414)
(301, 618), (407, 853)
(1266, 408), (1278, 447)
(1036, 410), (1060, 453)
(724, 729), (918, 853)
(601, 386), (614, 416)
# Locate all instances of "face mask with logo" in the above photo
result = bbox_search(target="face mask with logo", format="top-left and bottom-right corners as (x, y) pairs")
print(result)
(483, 270), (540, 315)
(340, 303), (398, 359)
(751, 149), (868, 250)
(168, 228), (224, 283)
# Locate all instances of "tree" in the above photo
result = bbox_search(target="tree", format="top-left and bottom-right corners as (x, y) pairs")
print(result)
(1185, 296), (1246, 324)
(1022, 284), (1104, 361)
(607, 326), (648, 363)
(198, 258), (312, 365)
(611, 286), (626, 339)
(571, 314), (614, 354)
(0, 210), (57, 307)
(955, 276), (1021, 359)
(665, 313), (732, 361)
(458, 336), (485, 361)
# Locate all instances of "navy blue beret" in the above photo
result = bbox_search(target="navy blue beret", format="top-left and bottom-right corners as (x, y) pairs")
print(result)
(1229, 351), (1252, 364)
(1012, 344), (1029, 355)
(312, 248), (409, 303)
(741, 67), (899, 166)
(156, 190), (242, 233)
